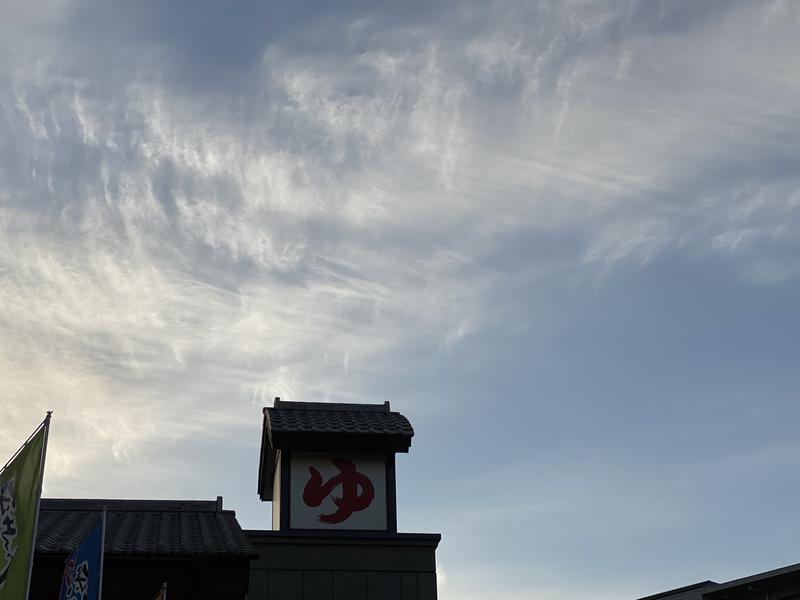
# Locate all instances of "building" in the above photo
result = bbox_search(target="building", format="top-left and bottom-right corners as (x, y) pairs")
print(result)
(31, 399), (440, 599)
(639, 562), (800, 600)
(246, 399), (440, 599)
(31, 498), (255, 600)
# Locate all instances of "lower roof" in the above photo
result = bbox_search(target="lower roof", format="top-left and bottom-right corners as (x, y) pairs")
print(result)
(36, 498), (257, 558)
(639, 561), (800, 600)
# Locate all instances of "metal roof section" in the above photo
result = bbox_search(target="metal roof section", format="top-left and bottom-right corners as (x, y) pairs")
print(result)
(636, 581), (717, 600)
(702, 561), (800, 599)
(639, 561), (800, 600)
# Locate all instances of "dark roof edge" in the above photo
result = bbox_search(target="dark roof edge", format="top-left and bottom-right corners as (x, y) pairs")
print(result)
(273, 399), (391, 413)
(705, 561), (800, 594)
(244, 529), (441, 547)
(636, 581), (716, 600)
(270, 431), (412, 450)
(258, 409), (273, 501)
(40, 498), (234, 514)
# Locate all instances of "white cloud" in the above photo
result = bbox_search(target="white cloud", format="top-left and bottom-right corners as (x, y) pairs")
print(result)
(0, 1), (799, 597)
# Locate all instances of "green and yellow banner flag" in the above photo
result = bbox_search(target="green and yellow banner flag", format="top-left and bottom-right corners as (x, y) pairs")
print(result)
(0, 416), (50, 600)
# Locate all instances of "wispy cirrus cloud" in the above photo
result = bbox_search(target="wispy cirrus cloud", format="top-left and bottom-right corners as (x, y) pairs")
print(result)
(1, 1), (800, 598)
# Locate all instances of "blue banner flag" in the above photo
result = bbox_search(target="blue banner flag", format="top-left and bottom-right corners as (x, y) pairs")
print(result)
(59, 512), (105, 600)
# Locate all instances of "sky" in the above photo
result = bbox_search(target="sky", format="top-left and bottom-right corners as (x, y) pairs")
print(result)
(1, 0), (799, 598)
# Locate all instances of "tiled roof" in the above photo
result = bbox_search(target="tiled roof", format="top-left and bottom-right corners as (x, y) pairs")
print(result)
(258, 400), (415, 501)
(266, 401), (414, 438)
(36, 498), (257, 558)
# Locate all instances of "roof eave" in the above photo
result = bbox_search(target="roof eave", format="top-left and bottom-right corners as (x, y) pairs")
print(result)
(257, 408), (275, 501)
(270, 431), (412, 454)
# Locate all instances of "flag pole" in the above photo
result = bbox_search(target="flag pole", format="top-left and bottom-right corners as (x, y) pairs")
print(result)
(23, 411), (52, 600)
(98, 507), (107, 600)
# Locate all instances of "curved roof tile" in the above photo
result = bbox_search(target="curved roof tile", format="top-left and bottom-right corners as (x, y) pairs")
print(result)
(36, 498), (256, 558)
(266, 400), (414, 437)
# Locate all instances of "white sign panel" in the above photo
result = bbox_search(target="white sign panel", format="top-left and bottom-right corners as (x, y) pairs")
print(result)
(289, 452), (387, 530)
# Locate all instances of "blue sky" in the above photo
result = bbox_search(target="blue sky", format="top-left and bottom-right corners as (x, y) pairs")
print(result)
(1, 1), (799, 598)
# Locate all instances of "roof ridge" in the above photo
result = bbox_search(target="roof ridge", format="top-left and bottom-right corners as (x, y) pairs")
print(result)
(271, 400), (391, 412)
(41, 498), (221, 512)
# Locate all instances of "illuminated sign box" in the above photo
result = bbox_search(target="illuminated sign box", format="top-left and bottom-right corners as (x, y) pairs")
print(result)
(257, 399), (414, 533)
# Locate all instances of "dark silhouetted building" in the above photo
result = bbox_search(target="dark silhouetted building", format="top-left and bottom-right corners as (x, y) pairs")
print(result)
(30, 399), (440, 599)
(639, 562), (800, 600)
(31, 498), (255, 600)
(247, 399), (440, 599)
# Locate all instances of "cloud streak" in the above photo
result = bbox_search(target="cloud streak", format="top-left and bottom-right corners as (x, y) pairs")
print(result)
(1, 1), (799, 598)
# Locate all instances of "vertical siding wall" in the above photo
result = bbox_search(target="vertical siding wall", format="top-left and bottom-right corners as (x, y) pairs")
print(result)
(245, 531), (440, 600)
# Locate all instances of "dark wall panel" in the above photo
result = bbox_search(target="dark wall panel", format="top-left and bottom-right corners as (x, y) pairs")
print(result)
(269, 570), (302, 600)
(401, 573), (419, 600)
(333, 571), (367, 600)
(368, 572), (401, 600)
(247, 531), (439, 600)
(304, 571), (333, 600)
(252, 540), (435, 572)
(250, 570), (268, 599)
(418, 572), (437, 600)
